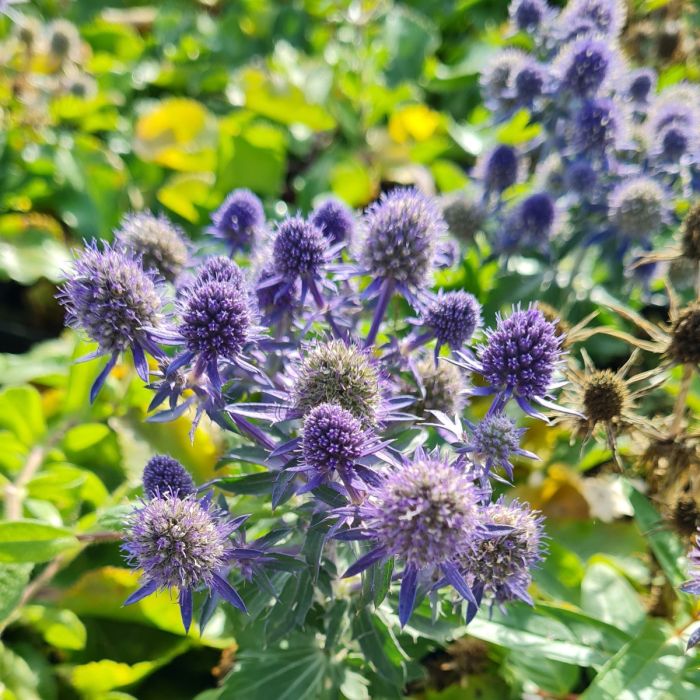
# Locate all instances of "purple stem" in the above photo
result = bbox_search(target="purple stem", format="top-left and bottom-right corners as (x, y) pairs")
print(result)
(309, 277), (344, 340)
(365, 279), (394, 348)
(232, 415), (276, 451)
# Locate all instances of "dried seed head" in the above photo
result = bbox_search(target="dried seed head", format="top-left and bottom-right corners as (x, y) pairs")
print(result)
(668, 303), (700, 366)
(681, 203), (700, 262)
(414, 358), (466, 417)
(582, 370), (629, 423)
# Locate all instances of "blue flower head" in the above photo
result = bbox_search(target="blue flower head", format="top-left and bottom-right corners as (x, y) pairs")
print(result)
(558, 0), (626, 39)
(58, 242), (165, 401)
(625, 69), (656, 105)
(608, 177), (667, 242)
(209, 189), (264, 252)
(422, 291), (482, 353)
(565, 159), (598, 195)
(142, 455), (195, 498)
(509, 0), (551, 32)
(555, 36), (620, 97)
(478, 145), (520, 194)
(512, 58), (548, 106)
(479, 50), (528, 110)
(573, 98), (621, 154)
(310, 197), (355, 246)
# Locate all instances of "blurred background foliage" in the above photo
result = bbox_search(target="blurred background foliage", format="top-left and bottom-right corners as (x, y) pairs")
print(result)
(1, 0), (700, 699)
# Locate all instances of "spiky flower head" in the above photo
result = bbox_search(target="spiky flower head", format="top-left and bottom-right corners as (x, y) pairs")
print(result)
(178, 278), (254, 369)
(655, 123), (697, 163)
(582, 370), (629, 424)
(414, 358), (466, 417)
(478, 306), (563, 406)
(423, 291), (482, 350)
(441, 193), (485, 243)
(462, 499), (544, 605)
(509, 0), (550, 32)
(512, 59), (547, 105)
(292, 340), (381, 427)
(681, 528), (700, 597)
(471, 414), (523, 473)
(143, 455), (195, 498)
(310, 198), (354, 246)
(559, 0), (626, 38)
(210, 189), (264, 251)
(58, 242), (164, 397)
(478, 145), (520, 193)
(302, 403), (365, 479)
(681, 203), (700, 262)
(192, 256), (246, 291)
(519, 192), (557, 245)
(360, 187), (444, 289)
(272, 215), (328, 280)
(362, 454), (481, 570)
(115, 212), (188, 283)
(254, 260), (299, 320)
(648, 87), (700, 135)
(47, 19), (81, 62)
(534, 155), (566, 197)
(565, 159), (597, 195)
(479, 49), (528, 109)
(573, 98), (621, 153)
(668, 302), (700, 366)
(625, 69), (656, 105)
(555, 36), (619, 97)
(609, 177), (666, 240)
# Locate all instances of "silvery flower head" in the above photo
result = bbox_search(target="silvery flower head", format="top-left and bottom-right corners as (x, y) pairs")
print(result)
(509, 0), (551, 33)
(479, 49), (528, 111)
(624, 69), (656, 106)
(413, 357), (467, 418)
(339, 448), (483, 626)
(455, 305), (565, 419)
(142, 455), (195, 498)
(360, 187), (445, 296)
(461, 498), (545, 613)
(209, 189), (264, 252)
(58, 242), (165, 401)
(608, 176), (667, 243)
(554, 36), (621, 97)
(573, 98), (622, 155)
(558, 0), (626, 39)
(510, 58), (548, 107)
(310, 197), (355, 246)
(440, 192), (486, 243)
(122, 493), (249, 632)
(115, 212), (189, 283)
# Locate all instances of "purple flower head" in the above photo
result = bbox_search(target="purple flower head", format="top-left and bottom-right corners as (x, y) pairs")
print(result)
(115, 212), (189, 283)
(122, 493), (249, 632)
(143, 455), (195, 498)
(461, 414), (537, 482)
(648, 85), (700, 134)
(297, 403), (382, 501)
(681, 529), (700, 597)
(555, 36), (619, 98)
(479, 49), (528, 110)
(209, 189), (264, 252)
(58, 242), (164, 400)
(512, 59), (548, 106)
(456, 306), (565, 418)
(573, 98), (621, 154)
(559, 0), (626, 38)
(534, 155), (567, 198)
(461, 498), (545, 609)
(422, 291), (482, 352)
(565, 159), (598, 195)
(478, 145), (520, 194)
(192, 256), (246, 291)
(657, 125), (697, 163)
(360, 187), (444, 291)
(519, 192), (557, 241)
(254, 260), (300, 323)
(509, 0), (550, 32)
(608, 177), (667, 241)
(272, 215), (328, 281)
(310, 198), (354, 246)
(339, 448), (483, 626)
(625, 69), (656, 105)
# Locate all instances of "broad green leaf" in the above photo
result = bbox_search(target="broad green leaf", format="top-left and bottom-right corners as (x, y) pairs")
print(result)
(0, 521), (77, 564)
(383, 8), (438, 86)
(0, 231), (71, 285)
(158, 173), (215, 223)
(581, 560), (646, 634)
(0, 642), (44, 700)
(20, 605), (87, 650)
(353, 608), (405, 686)
(0, 563), (32, 623)
(506, 652), (580, 696)
(0, 385), (46, 447)
(581, 619), (689, 699)
(329, 157), (375, 207)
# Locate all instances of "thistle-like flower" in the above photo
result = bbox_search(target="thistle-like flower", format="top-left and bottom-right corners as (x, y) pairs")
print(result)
(479, 49), (529, 110)
(511, 58), (548, 106)
(681, 203), (700, 262)
(440, 192), (486, 243)
(477, 145), (520, 195)
(58, 242), (165, 401)
(509, 0), (551, 33)
(142, 455), (195, 498)
(460, 499), (545, 616)
(558, 0), (627, 39)
(565, 159), (598, 196)
(624, 69), (656, 106)
(190, 256), (246, 291)
(608, 177), (667, 244)
(413, 358), (467, 418)
(338, 449), (483, 626)
(668, 302), (700, 367)
(555, 36), (620, 97)
(681, 530), (700, 650)
(454, 306), (566, 419)
(115, 212), (189, 282)
(573, 98), (622, 154)
(208, 189), (264, 252)
(122, 493), (249, 632)
(310, 197), (355, 246)
(499, 192), (558, 252)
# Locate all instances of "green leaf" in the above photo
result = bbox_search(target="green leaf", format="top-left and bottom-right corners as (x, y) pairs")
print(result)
(0, 563), (32, 623)
(20, 605), (87, 650)
(217, 472), (276, 495)
(384, 8), (438, 86)
(0, 385), (46, 447)
(580, 619), (690, 699)
(0, 642), (45, 700)
(506, 652), (579, 696)
(220, 636), (333, 700)
(353, 608), (405, 686)
(0, 521), (78, 564)
(581, 560), (646, 634)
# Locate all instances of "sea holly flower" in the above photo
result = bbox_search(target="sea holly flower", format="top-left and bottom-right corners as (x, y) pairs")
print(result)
(565, 159), (598, 197)
(310, 197), (355, 246)
(188, 256), (246, 291)
(58, 242), (166, 402)
(460, 498), (545, 619)
(557, 0), (627, 39)
(253, 260), (300, 326)
(498, 192), (559, 253)
(608, 177), (668, 248)
(508, 0), (552, 33)
(554, 35), (621, 97)
(572, 97), (623, 155)
(337, 449), (484, 626)
(46, 18), (82, 63)
(142, 455), (195, 498)
(510, 58), (548, 107)
(476, 145), (521, 196)
(412, 357), (467, 419)
(440, 192), (486, 244)
(479, 49), (529, 111)
(115, 212), (189, 283)
(454, 305), (571, 420)
(122, 492), (250, 632)
(359, 187), (446, 343)
(208, 189), (264, 253)
(624, 69), (656, 107)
